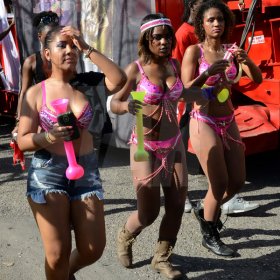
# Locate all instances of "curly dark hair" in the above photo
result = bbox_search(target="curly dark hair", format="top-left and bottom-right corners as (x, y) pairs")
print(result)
(194, 0), (235, 43)
(33, 11), (59, 34)
(138, 13), (176, 64)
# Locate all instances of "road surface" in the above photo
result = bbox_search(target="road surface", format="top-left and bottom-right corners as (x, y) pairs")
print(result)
(0, 117), (279, 279)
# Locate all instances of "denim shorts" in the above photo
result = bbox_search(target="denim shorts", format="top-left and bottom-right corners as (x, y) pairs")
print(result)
(27, 149), (104, 204)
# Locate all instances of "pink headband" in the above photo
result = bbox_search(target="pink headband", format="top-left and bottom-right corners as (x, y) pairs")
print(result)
(140, 18), (172, 33)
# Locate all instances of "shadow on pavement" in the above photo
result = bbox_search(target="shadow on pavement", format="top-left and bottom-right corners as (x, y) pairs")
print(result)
(104, 198), (136, 216)
(172, 249), (280, 280)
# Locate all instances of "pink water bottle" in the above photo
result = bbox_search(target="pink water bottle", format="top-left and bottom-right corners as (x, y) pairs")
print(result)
(50, 98), (84, 180)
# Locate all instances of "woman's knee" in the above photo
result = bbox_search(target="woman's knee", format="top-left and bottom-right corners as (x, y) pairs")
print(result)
(78, 240), (106, 265)
(227, 179), (245, 197)
(45, 246), (71, 271)
(138, 209), (159, 227)
(208, 181), (228, 201)
(165, 201), (185, 218)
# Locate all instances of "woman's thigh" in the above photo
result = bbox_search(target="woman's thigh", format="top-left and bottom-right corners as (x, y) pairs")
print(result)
(71, 195), (105, 253)
(161, 141), (188, 211)
(160, 140), (188, 189)
(28, 194), (72, 257)
(130, 143), (162, 217)
(130, 143), (162, 188)
(189, 118), (229, 187)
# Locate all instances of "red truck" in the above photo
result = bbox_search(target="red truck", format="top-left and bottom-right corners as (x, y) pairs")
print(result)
(156, 0), (280, 155)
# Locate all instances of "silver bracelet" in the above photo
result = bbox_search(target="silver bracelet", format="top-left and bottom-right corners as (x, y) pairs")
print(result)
(84, 46), (95, 58)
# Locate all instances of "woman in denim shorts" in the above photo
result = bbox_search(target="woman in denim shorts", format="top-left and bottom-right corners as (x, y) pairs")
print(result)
(17, 25), (126, 279)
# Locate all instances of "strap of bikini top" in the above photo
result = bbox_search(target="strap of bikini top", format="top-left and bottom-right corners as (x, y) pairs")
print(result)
(135, 60), (145, 76)
(41, 80), (46, 105)
(198, 43), (204, 59)
(169, 58), (179, 77)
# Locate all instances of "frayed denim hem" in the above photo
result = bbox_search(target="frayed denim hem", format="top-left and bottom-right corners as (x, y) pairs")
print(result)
(26, 189), (69, 204)
(71, 189), (104, 201)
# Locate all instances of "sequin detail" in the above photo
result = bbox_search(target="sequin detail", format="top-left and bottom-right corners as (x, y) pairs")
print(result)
(198, 44), (237, 86)
(135, 59), (183, 105)
(39, 81), (93, 131)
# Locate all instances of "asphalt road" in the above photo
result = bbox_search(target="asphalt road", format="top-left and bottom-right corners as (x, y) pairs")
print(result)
(0, 117), (280, 280)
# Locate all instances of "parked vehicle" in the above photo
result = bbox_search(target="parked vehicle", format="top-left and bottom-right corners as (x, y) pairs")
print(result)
(156, 0), (280, 155)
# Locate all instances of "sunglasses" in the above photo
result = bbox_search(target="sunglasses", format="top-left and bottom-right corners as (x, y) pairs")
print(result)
(151, 33), (172, 42)
(39, 15), (59, 25)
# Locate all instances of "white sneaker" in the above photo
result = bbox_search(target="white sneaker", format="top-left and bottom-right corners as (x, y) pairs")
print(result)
(222, 194), (260, 214)
(184, 197), (193, 213)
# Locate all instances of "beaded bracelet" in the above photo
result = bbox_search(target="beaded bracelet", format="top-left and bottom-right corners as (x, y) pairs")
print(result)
(84, 46), (95, 58)
(204, 69), (210, 77)
(44, 131), (55, 144)
(202, 87), (215, 101)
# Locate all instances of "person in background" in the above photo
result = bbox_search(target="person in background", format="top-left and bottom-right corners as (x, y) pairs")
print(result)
(173, 0), (207, 213)
(173, 0), (205, 64)
(173, 0), (260, 215)
(17, 25), (126, 279)
(181, 0), (262, 256)
(110, 12), (211, 279)
(0, 19), (15, 87)
(12, 11), (59, 134)
(0, 18), (14, 41)
(0, 18), (15, 85)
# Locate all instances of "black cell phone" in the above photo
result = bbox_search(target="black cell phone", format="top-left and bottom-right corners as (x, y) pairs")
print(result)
(57, 111), (80, 141)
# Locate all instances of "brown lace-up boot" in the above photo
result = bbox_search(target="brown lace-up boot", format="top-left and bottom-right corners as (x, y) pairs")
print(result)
(151, 240), (182, 279)
(117, 225), (140, 268)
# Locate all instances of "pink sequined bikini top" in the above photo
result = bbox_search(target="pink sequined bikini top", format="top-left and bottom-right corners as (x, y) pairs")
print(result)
(39, 81), (93, 132)
(198, 44), (237, 86)
(135, 59), (183, 105)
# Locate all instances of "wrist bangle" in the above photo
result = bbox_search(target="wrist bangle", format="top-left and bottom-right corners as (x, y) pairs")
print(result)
(84, 46), (95, 58)
(204, 69), (210, 77)
(44, 132), (55, 144)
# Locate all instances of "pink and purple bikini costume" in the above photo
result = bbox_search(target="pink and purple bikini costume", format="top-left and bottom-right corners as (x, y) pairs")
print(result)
(191, 44), (244, 149)
(130, 59), (183, 182)
(40, 81), (93, 131)
(27, 81), (103, 204)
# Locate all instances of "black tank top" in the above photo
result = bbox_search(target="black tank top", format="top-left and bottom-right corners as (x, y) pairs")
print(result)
(34, 52), (46, 84)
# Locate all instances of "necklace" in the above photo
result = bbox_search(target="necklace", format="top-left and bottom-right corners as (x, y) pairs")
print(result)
(207, 46), (224, 54)
(203, 42), (224, 54)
